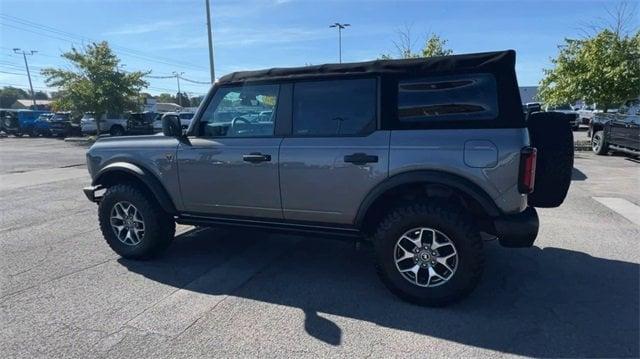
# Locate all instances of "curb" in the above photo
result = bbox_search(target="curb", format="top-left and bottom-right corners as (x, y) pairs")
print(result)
(64, 137), (95, 145)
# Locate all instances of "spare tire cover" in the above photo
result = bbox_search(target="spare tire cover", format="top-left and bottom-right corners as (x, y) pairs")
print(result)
(527, 111), (574, 208)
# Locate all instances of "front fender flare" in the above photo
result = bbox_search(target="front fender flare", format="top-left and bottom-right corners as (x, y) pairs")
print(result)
(93, 162), (177, 214)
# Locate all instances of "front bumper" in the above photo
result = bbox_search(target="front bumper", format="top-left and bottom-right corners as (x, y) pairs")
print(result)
(83, 185), (104, 203)
(494, 207), (539, 248)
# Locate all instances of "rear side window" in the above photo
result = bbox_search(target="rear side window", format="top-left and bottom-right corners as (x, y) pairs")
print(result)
(293, 78), (376, 136)
(398, 74), (498, 123)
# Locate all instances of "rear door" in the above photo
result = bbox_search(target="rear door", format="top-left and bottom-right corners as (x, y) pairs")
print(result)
(279, 78), (389, 224)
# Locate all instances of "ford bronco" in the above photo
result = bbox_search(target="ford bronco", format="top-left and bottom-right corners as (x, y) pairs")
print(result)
(83, 50), (573, 306)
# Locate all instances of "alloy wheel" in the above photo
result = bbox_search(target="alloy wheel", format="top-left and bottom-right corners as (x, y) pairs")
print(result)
(110, 201), (145, 245)
(394, 227), (458, 287)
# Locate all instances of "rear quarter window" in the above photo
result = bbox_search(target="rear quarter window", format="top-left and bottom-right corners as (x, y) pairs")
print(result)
(398, 73), (498, 123)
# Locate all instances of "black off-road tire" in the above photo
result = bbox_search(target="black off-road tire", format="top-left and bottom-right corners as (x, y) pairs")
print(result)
(591, 131), (609, 155)
(372, 201), (484, 307)
(527, 111), (574, 208)
(98, 184), (175, 259)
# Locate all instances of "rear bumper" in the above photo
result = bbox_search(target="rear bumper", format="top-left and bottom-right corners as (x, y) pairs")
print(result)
(494, 207), (539, 248)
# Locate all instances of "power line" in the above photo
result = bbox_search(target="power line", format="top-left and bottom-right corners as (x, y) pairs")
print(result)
(0, 14), (207, 71)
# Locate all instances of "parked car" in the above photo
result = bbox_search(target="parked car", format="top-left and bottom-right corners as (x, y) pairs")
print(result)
(81, 112), (127, 136)
(1, 109), (50, 137)
(33, 113), (54, 136)
(546, 104), (581, 130)
(83, 50), (573, 306)
(48, 112), (81, 137)
(591, 99), (640, 156)
(126, 112), (158, 135)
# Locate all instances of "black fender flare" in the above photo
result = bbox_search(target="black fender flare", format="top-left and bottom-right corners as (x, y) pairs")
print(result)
(354, 170), (501, 228)
(93, 162), (177, 214)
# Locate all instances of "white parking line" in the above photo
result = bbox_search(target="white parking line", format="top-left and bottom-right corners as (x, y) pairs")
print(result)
(593, 197), (640, 226)
(0, 167), (88, 191)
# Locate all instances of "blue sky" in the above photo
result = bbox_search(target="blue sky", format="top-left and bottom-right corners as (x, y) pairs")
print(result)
(0, 0), (628, 96)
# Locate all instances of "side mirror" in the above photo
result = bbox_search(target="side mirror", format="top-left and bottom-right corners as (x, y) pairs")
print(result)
(162, 115), (182, 137)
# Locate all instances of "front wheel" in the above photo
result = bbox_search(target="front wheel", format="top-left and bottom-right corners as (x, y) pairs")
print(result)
(592, 131), (609, 155)
(98, 184), (175, 259)
(372, 201), (484, 306)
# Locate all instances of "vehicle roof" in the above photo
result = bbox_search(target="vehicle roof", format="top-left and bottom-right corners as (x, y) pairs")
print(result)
(218, 50), (516, 84)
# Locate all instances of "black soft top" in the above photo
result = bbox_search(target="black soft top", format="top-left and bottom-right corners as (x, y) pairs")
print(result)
(216, 50), (525, 129)
(218, 50), (517, 84)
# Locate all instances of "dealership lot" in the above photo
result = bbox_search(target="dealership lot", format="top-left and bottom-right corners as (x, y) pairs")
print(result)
(1, 137), (638, 358)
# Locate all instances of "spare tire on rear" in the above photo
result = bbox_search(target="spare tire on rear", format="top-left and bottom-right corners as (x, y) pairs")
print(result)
(527, 111), (574, 208)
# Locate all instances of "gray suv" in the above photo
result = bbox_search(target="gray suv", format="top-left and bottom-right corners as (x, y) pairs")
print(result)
(83, 50), (573, 306)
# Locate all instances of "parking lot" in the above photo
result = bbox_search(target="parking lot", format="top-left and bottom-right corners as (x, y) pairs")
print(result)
(1, 137), (638, 358)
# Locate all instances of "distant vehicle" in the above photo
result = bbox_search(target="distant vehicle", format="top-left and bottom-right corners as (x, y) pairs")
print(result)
(81, 112), (127, 136)
(591, 99), (640, 156)
(546, 104), (580, 130)
(33, 113), (54, 136)
(48, 112), (81, 137)
(0, 109), (50, 137)
(126, 112), (158, 135)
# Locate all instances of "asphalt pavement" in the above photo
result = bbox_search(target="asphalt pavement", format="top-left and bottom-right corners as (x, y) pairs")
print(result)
(1, 137), (638, 358)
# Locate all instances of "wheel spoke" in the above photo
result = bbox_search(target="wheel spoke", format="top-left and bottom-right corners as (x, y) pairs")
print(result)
(110, 201), (145, 246)
(436, 256), (455, 273)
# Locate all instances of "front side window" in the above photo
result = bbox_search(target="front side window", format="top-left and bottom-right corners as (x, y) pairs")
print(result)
(292, 78), (376, 136)
(198, 84), (279, 137)
(398, 73), (498, 123)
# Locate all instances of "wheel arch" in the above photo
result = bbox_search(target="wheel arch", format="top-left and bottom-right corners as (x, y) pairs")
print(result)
(355, 170), (501, 233)
(93, 162), (177, 214)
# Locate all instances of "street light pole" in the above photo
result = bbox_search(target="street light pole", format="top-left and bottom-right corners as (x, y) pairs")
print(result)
(173, 71), (185, 107)
(13, 48), (38, 108)
(329, 23), (350, 63)
(205, 0), (216, 83)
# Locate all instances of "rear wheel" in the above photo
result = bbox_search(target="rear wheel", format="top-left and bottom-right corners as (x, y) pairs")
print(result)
(592, 131), (609, 155)
(98, 184), (175, 259)
(372, 201), (484, 306)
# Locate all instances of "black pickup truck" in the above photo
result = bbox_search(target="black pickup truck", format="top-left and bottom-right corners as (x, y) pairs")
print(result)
(590, 99), (640, 157)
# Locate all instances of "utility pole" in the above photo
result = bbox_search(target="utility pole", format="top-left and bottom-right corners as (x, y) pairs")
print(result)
(205, 0), (216, 83)
(329, 23), (350, 63)
(13, 48), (37, 108)
(173, 71), (185, 107)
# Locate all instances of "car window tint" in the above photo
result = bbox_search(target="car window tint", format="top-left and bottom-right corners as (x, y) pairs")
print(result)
(292, 78), (376, 136)
(199, 84), (279, 137)
(398, 74), (498, 122)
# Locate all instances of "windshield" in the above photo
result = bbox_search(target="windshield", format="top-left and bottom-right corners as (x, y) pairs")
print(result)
(51, 113), (69, 121)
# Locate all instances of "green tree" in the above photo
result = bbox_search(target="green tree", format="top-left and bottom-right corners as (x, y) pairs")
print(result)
(34, 91), (49, 100)
(0, 86), (28, 108)
(157, 93), (176, 103)
(380, 25), (453, 59)
(538, 5), (640, 112)
(41, 41), (148, 134)
(190, 96), (204, 107)
(422, 34), (453, 57)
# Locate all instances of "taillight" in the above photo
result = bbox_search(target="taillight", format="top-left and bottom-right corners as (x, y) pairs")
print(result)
(519, 147), (537, 194)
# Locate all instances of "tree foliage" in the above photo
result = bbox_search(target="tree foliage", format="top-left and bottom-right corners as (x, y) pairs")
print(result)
(41, 41), (148, 133)
(538, 5), (640, 111)
(0, 86), (28, 108)
(380, 25), (453, 59)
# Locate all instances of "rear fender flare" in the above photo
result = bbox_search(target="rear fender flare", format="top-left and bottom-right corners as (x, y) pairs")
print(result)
(354, 170), (501, 228)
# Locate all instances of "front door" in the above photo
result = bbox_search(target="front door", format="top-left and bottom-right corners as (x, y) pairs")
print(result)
(177, 83), (284, 219)
(279, 78), (389, 225)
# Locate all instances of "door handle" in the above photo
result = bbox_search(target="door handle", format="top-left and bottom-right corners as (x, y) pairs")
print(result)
(344, 153), (378, 165)
(243, 152), (271, 163)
